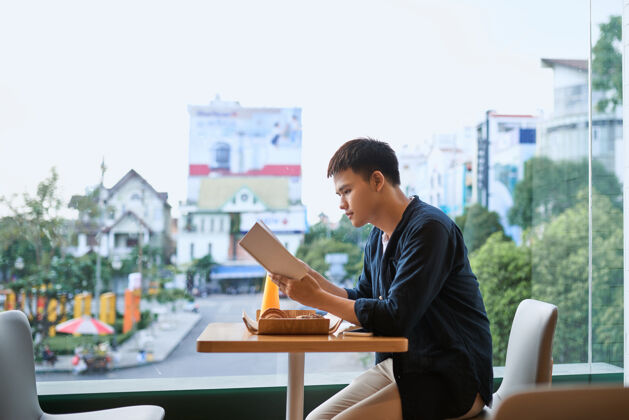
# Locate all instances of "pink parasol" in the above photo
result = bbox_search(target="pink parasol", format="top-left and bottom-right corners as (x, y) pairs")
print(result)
(55, 315), (115, 335)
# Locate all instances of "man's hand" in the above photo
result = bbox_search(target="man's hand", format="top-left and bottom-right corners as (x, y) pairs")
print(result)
(296, 257), (313, 274)
(269, 273), (323, 308)
(292, 259), (349, 299)
(269, 272), (360, 325)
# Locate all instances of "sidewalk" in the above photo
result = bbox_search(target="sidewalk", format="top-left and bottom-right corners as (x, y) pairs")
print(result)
(35, 304), (201, 373)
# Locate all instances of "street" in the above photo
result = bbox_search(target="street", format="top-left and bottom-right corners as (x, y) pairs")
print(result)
(37, 294), (373, 382)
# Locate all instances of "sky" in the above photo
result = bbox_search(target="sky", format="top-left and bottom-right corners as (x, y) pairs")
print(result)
(0, 0), (622, 224)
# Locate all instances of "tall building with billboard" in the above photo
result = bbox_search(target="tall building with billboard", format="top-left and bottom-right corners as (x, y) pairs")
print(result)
(177, 97), (306, 292)
(475, 111), (537, 243)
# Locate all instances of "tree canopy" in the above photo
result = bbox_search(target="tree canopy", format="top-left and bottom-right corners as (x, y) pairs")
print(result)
(530, 189), (623, 364)
(455, 203), (505, 254)
(470, 232), (531, 365)
(296, 215), (371, 285)
(507, 157), (621, 230)
(592, 15), (622, 112)
(0, 168), (66, 274)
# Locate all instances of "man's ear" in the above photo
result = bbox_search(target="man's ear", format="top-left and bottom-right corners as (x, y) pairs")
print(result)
(371, 171), (385, 192)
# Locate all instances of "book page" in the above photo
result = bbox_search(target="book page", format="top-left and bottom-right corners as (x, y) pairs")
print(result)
(238, 220), (308, 280)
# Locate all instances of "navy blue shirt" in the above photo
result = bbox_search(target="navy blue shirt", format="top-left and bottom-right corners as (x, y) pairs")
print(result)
(345, 197), (493, 420)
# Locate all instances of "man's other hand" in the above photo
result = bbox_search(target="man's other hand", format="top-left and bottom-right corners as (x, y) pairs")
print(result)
(269, 272), (323, 308)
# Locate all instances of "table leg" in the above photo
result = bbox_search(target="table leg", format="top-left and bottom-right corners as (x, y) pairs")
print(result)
(286, 352), (305, 420)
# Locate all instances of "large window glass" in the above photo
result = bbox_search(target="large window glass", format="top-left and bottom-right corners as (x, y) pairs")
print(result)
(0, 0), (622, 386)
(590, 1), (624, 369)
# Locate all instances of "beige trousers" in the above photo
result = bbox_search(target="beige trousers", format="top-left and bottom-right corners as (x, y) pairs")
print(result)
(306, 358), (485, 420)
(306, 358), (402, 420)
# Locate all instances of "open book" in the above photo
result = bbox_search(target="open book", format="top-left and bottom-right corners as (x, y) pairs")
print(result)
(238, 220), (308, 280)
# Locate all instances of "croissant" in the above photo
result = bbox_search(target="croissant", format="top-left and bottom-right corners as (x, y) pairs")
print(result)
(260, 308), (288, 319)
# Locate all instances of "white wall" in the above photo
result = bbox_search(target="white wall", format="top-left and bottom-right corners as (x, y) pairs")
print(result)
(553, 65), (587, 90)
(176, 212), (231, 264)
(176, 231), (230, 264)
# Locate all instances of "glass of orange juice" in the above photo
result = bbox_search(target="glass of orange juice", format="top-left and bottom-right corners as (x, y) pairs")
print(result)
(261, 272), (280, 313)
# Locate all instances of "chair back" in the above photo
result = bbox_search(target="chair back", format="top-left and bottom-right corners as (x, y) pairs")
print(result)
(0, 310), (44, 420)
(492, 386), (629, 420)
(494, 299), (558, 406)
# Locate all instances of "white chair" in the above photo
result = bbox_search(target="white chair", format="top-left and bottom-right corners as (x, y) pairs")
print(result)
(470, 298), (558, 419)
(491, 386), (629, 420)
(0, 310), (165, 420)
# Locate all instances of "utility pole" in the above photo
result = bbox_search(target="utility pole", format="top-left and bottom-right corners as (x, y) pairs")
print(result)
(94, 157), (106, 304)
(137, 188), (145, 286)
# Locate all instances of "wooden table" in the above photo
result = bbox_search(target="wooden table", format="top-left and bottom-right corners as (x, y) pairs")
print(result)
(197, 323), (408, 420)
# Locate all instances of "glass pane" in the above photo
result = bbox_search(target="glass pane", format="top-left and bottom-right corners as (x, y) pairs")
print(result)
(453, 2), (591, 367)
(1, 0), (621, 388)
(591, 0), (624, 369)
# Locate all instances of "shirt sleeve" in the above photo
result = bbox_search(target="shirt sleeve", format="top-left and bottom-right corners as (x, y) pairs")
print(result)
(354, 220), (454, 336)
(345, 240), (373, 301)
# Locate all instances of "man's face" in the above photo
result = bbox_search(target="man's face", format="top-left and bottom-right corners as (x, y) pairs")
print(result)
(333, 168), (377, 227)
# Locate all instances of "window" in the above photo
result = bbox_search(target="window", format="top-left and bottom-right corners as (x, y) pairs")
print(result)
(1, 0), (622, 393)
(126, 235), (138, 247)
(211, 142), (230, 170)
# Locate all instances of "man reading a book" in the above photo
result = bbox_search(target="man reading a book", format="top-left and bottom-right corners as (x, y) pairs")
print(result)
(270, 138), (493, 420)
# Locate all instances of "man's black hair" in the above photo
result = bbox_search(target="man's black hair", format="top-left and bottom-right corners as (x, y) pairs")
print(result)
(327, 137), (401, 186)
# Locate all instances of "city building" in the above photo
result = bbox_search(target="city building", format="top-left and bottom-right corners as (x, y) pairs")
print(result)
(399, 128), (475, 219)
(476, 112), (538, 243)
(537, 58), (622, 180)
(398, 143), (427, 198)
(177, 98), (307, 290)
(69, 169), (173, 262)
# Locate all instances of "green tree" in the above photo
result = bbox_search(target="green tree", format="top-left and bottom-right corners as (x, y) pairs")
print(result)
(0, 217), (36, 282)
(120, 244), (163, 274)
(296, 215), (371, 285)
(331, 215), (373, 248)
(0, 168), (79, 342)
(508, 157), (621, 230)
(455, 204), (505, 253)
(58, 252), (113, 294)
(470, 232), (531, 366)
(188, 254), (217, 288)
(68, 187), (103, 222)
(302, 220), (332, 244)
(592, 15), (622, 112)
(0, 168), (66, 272)
(530, 189), (623, 364)
(296, 238), (363, 283)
